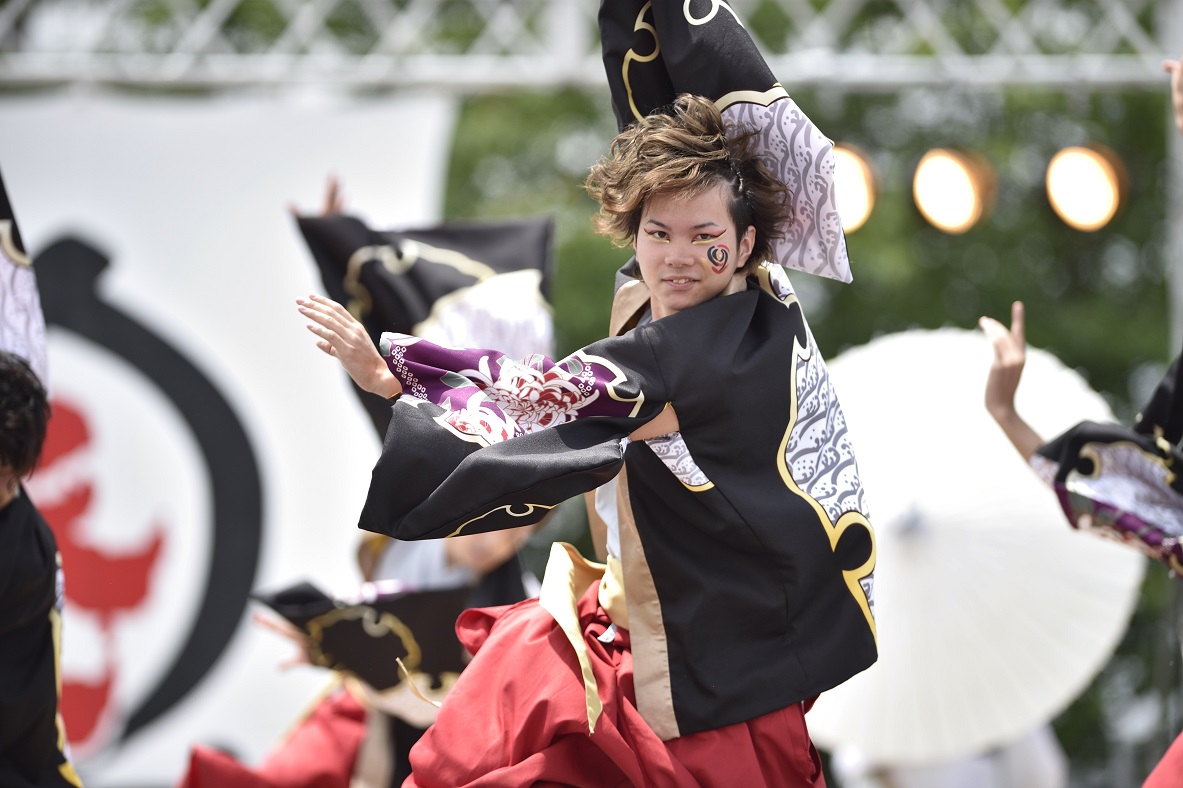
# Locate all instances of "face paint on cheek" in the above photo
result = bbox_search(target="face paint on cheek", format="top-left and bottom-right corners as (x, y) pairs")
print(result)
(706, 244), (730, 274)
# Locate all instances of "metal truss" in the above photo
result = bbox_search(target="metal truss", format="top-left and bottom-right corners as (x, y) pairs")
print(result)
(0, 0), (1178, 91)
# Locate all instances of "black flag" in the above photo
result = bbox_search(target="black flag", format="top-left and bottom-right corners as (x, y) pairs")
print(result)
(253, 581), (470, 692)
(296, 214), (554, 436)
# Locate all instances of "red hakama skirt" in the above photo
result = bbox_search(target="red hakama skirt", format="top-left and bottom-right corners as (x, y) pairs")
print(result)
(405, 581), (824, 787)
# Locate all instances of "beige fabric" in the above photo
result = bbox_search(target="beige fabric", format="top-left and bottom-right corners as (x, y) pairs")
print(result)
(538, 542), (608, 733)
(609, 278), (650, 337)
(543, 273), (754, 740)
(348, 700), (392, 788)
(599, 554), (629, 630)
(605, 274), (682, 741)
(615, 469), (680, 741)
(535, 543), (632, 735)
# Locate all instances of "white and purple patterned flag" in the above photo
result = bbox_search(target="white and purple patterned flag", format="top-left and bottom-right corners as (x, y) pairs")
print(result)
(0, 168), (48, 386)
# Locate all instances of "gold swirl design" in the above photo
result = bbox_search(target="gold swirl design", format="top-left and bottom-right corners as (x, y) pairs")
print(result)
(715, 84), (788, 113)
(622, 2), (660, 124)
(447, 501), (558, 537)
(306, 606), (422, 675)
(0, 220), (30, 267)
(574, 349), (646, 417)
(342, 240), (498, 321)
(683, 0), (742, 27)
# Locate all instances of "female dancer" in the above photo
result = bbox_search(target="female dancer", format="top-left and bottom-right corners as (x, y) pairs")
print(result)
(981, 301), (1183, 788)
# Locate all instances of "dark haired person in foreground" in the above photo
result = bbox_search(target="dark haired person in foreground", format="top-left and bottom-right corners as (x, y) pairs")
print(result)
(0, 351), (83, 788)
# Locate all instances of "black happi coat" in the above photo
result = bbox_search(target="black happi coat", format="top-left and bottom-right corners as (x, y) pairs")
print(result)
(0, 490), (80, 788)
(360, 269), (876, 739)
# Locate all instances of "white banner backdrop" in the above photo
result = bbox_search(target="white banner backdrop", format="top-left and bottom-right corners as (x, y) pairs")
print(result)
(0, 88), (458, 787)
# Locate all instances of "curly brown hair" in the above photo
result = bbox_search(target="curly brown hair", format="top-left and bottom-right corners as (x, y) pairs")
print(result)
(585, 93), (788, 271)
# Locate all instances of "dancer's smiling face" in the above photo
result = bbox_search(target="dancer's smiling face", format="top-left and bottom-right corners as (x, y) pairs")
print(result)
(634, 182), (755, 321)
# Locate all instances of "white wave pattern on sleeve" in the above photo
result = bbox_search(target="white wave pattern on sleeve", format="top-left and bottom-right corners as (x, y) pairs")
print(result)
(645, 431), (711, 488)
(769, 266), (868, 522)
(723, 97), (851, 284)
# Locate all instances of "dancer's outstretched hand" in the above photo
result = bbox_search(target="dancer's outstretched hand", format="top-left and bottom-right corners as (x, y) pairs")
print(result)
(979, 301), (1043, 460)
(288, 174), (346, 217)
(979, 300), (1026, 421)
(298, 293), (402, 398)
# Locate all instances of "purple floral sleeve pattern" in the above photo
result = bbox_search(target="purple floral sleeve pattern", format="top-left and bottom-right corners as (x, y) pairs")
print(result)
(378, 333), (646, 447)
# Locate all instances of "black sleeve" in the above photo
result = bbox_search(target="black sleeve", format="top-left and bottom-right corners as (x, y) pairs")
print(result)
(359, 326), (670, 540)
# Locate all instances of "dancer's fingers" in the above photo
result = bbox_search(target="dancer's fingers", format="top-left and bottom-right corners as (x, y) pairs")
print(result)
(307, 292), (356, 323)
(321, 174), (344, 216)
(304, 321), (343, 357)
(298, 295), (353, 331)
(978, 315), (1007, 346)
(297, 296), (354, 338)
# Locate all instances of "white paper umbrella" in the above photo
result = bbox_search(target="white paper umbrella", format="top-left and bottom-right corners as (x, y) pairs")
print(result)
(807, 328), (1146, 766)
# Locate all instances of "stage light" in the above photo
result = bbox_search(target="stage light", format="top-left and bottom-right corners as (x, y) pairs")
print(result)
(1046, 145), (1125, 232)
(913, 149), (994, 234)
(833, 144), (875, 233)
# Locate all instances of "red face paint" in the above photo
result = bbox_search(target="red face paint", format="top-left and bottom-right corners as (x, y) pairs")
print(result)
(707, 244), (730, 274)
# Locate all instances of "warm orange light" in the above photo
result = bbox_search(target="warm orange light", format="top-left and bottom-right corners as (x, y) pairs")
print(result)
(1046, 146), (1125, 232)
(833, 144), (876, 233)
(913, 149), (993, 234)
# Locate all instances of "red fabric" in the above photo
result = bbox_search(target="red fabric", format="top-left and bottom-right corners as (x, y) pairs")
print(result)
(1146, 731), (1183, 788)
(405, 583), (824, 788)
(177, 689), (367, 788)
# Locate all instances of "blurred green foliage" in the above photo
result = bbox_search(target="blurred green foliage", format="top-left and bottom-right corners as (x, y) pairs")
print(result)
(442, 83), (1179, 783)
(807, 88), (1172, 419)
